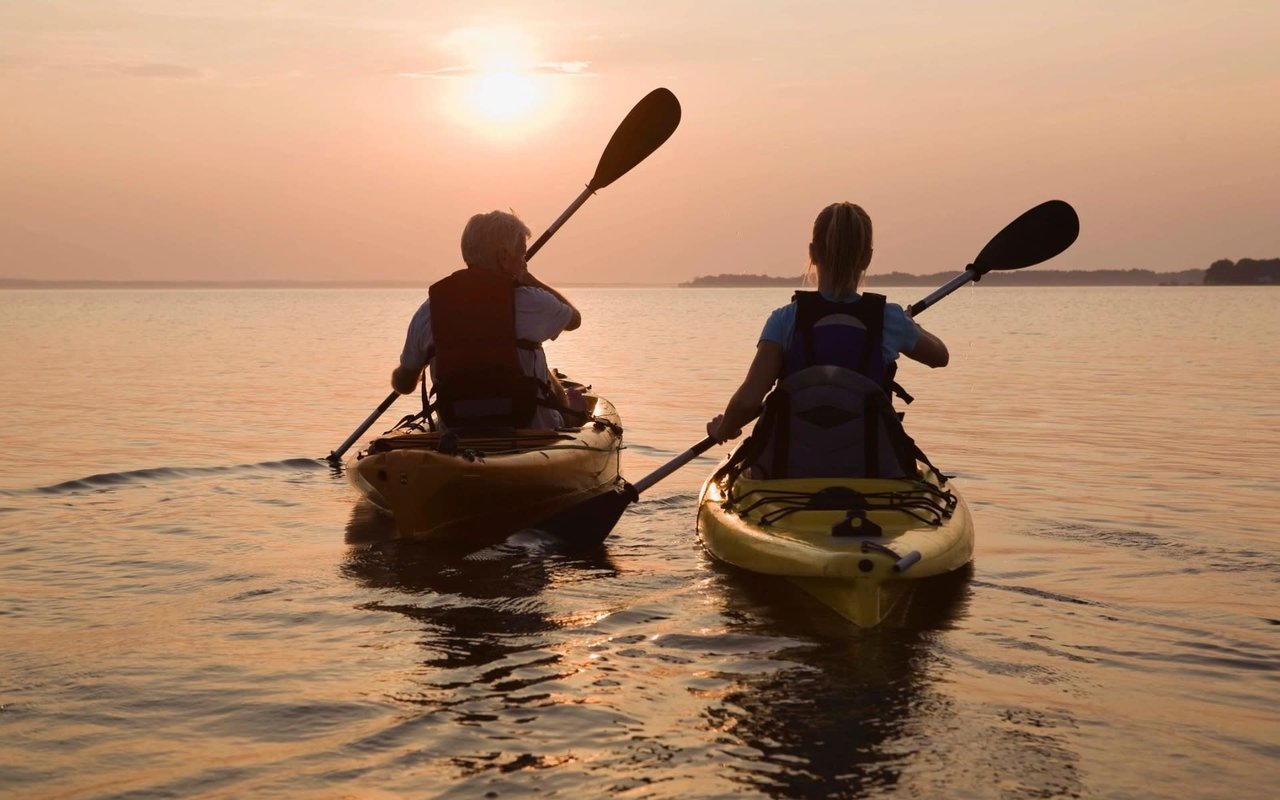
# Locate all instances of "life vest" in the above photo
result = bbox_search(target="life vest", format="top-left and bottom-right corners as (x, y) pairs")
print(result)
(784, 291), (892, 387)
(730, 292), (925, 480)
(425, 268), (550, 429)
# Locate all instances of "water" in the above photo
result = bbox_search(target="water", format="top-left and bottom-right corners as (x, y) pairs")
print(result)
(1, 286), (1277, 798)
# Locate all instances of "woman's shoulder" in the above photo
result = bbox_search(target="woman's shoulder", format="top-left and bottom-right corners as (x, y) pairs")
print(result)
(767, 300), (797, 321)
(760, 302), (797, 344)
(881, 299), (912, 322)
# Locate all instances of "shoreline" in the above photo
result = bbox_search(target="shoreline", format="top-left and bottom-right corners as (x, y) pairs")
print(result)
(3, 276), (1274, 291)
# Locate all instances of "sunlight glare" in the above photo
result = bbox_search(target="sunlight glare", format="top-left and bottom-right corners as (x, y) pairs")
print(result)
(435, 25), (569, 137)
(470, 70), (544, 122)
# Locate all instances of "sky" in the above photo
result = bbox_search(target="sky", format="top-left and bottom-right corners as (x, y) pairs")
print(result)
(2, 1), (1278, 284)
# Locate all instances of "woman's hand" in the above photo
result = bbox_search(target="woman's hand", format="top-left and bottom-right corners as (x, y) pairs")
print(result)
(706, 414), (742, 443)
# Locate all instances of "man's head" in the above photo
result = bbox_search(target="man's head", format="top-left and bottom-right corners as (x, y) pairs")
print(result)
(460, 210), (531, 276)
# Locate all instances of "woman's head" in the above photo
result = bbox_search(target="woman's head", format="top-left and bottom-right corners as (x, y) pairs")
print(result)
(461, 210), (531, 273)
(808, 202), (873, 296)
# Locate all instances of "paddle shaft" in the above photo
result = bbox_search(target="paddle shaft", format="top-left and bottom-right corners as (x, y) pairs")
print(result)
(631, 436), (718, 495)
(907, 267), (980, 317)
(328, 392), (400, 463)
(527, 186), (593, 260)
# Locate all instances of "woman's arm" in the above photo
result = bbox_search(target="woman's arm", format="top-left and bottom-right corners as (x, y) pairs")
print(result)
(905, 324), (949, 368)
(706, 341), (784, 442)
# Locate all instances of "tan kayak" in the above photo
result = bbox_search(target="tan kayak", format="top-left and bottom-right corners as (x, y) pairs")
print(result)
(347, 392), (623, 547)
(697, 463), (974, 627)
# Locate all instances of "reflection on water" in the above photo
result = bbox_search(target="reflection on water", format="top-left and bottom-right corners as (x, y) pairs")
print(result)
(341, 500), (623, 734)
(704, 565), (966, 797)
(699, 565), (1084, 799)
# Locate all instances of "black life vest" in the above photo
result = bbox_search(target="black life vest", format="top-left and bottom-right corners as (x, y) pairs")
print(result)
(426, 269), (548, 429)
(783, 291), (893, 387)
(731, 292), (925, 480)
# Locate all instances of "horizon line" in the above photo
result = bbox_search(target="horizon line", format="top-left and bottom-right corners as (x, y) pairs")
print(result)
(0, 267), (1208, 291)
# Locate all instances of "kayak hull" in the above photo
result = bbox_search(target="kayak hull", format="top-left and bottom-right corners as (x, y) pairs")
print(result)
(697, 465), (973, 628)
(347, 395), (622, 548)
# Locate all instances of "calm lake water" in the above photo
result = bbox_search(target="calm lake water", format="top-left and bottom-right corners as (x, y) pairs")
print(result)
(1, 286), (1277, 799)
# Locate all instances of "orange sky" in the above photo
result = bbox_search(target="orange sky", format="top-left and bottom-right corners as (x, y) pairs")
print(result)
(2, 1), (1278, 284)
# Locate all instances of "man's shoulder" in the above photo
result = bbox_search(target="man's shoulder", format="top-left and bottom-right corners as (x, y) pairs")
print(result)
(408, 296), (432, 321)
(514, 286), (567, 309)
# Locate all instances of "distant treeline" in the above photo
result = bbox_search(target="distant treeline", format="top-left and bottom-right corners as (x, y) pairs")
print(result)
(1204, 259), (1280, 285)
(679, 273), (803, 287)
(681, 269), (1209, 287)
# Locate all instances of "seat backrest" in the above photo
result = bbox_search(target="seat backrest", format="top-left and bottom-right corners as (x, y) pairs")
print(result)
(753, 365), (918, 480)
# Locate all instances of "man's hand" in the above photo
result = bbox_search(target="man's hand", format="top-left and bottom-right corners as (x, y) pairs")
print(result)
(391, 365), (421, 395)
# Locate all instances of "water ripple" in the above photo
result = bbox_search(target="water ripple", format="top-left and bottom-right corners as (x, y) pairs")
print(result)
(4, 457), (327, 497)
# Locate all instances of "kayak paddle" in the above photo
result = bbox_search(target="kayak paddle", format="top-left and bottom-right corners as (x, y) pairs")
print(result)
(907, 199), (1079, 317)
(326, 88), (683, 464)
(538, 199), (1080, 549)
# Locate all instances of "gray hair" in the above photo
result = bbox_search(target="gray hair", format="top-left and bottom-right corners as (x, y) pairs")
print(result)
(460, 210), (532, 269)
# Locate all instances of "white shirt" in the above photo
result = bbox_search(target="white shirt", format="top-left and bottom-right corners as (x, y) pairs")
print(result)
(399, 286), (575, 428)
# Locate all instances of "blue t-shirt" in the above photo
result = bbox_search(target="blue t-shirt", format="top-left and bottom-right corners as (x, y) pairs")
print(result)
(759, 291), (919, 362)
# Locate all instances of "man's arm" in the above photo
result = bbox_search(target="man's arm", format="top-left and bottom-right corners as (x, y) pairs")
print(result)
(391, 301), (431, 394)
(518, 271), (581, 331)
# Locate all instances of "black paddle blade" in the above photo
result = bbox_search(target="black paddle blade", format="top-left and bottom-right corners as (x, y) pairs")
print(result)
(588, 88), (681, 191)
(529, 482), (637, 551)
(972, 200), (1080, 274)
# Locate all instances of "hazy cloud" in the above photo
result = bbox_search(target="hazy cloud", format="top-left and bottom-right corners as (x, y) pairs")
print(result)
(397, 65), (468, 79)
(534, 61), (592, 75)
(117, 62), (205, 79)
(398, 60), (593, 79)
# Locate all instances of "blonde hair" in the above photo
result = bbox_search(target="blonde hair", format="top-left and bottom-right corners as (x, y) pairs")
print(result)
(806, 202), (873, 296)
(460, 210), (531, 269)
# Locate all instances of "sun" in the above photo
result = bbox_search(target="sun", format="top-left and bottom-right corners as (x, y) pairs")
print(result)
(468, 70), (545, 122)
(435, 26), (566, 137)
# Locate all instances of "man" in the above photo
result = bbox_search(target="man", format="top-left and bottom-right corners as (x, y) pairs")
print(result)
(391, 210), (582, 429)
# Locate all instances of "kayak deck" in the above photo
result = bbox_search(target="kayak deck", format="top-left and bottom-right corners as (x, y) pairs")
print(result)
(697, 465), (973, 627)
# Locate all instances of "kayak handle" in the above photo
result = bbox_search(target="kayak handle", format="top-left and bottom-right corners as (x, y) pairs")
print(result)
(892, 551), (923, 573)
(858, 540), (922, 573)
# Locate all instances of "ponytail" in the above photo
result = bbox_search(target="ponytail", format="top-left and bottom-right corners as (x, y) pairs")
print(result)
(810, 202), (873, 296)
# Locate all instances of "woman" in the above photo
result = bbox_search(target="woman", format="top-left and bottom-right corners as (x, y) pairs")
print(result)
(706, 202), (949, 444)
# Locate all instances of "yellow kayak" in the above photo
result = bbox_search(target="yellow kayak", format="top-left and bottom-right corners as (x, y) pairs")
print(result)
(347, 392), (623, 547)
(697, 463), (973, 627)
